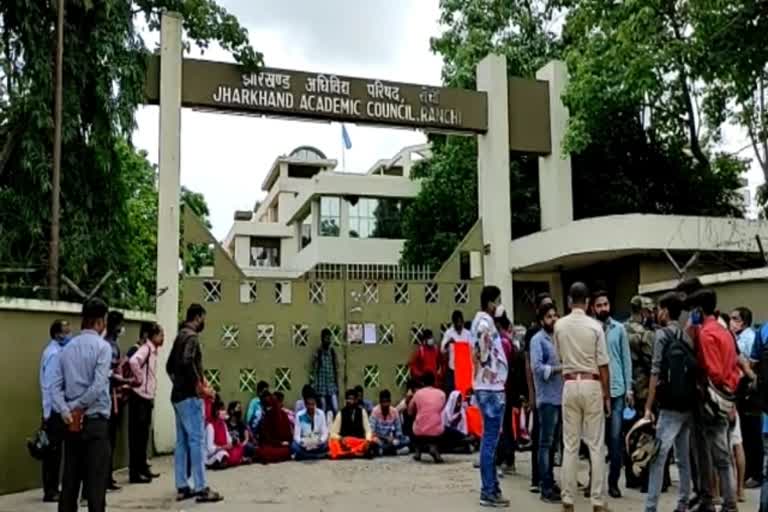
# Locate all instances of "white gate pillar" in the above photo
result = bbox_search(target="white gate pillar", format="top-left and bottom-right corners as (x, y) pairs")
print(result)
(154, 11), (183, 453)
(476, 55), (513, 311)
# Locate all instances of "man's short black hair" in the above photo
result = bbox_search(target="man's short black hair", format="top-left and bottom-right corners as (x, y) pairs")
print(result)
(658, 292), (684, 320)
(497, 314), (511, 330)
(301, 384), (315, 400)
(420, 329), (434, 341)
(256, 380), (270, 394)
(82, 298), (108, 322)
(569, 282), (590, 304)
(50, 319), (66, 339)
(733, 307), (753, 326)
(537, 302), (557, 322)
(186, 303), (206, 322)
(274, 391), (285, 402)
(480, 285), (502, 311)
(354, 385), (364, 395)
(379, 389), (392, 402)
(321, 328), (331, 339)
(675, 277), (703, 296)
(592, 290), (609, 302)
(535, 292), (552, 308)
(345, 388), (357, 400)
(451, 310), (464, 323)
(687, 288), (717, 316)
(421, 371), (436, 387)
(107, 310), (124, 332)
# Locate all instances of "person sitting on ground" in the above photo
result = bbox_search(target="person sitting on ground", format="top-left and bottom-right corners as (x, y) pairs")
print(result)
(410, 329), (442, 387)
(408, 372), (446, 463)
(274, 391), (295, 427)
(354, 385), (374, 415)
(245, 380), (270, 434)
(441, 390), (473, 453)
(294, 384), (316, 414)
(205, 398), (244, 469)
(370, 389), (410, 456)
(329, 389), (374, 459)
(254, 395), (293, 464)
(292, 394), (329, 460)
(396, 379), (421, 439)
(226, 401), (255, 463)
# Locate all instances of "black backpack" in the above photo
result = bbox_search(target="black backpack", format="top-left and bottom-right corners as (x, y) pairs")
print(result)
(657, 327), (698, 411)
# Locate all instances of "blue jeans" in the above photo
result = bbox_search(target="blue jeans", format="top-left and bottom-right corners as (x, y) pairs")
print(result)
(608, 396), (625, 488)
(476, 390), (505, 499)
(173, 398), (207, 492)
(538, 403), (560, 493)
(291, 441), (329, 461)
(318, 393), (338, 417)
(644, 409), (692, 512)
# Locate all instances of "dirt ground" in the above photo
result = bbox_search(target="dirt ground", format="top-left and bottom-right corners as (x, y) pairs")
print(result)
(0, 452), (758, 512)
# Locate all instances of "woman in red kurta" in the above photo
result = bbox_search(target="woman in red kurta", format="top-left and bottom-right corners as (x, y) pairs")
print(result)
(254, 396), (293, 464)
(409, 329), (442, 386)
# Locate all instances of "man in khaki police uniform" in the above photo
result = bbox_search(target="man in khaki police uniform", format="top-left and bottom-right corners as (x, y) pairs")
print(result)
(554, 282), (611, 512)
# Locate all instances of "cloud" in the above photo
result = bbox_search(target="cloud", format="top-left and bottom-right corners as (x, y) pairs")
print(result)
(134, 0), (444, 238)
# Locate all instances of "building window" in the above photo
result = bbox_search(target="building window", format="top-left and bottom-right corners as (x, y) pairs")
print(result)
(203, 280), (221, 303)
(240, 281), (257, 303)
(257, 324), (275, 348)
(203, 369), (221, 392)
(454, 283), (470, 304)
(274, 367), (292, 392)
(250, 237), (280, 268)
(459, 252), (471, 281)
(292, 325), (309, 347)
(411, 323), (425, 345)
(320, 197), (341, 237)
(327, 324), (343, 347)
(275, 281), (292, 304)
(363, 281), (379, 304)
(347, 197), (406, 239)
(240, 369), (258, 393)
(395, 364), (410, 387)
(394, 282), (409, 304)
(378, 324), (394, 345)
(221, 324), (240, 349)
(309, 281), (326, 304)
(300, 213), (312, 249)
(439, 323), (450, 339)
(363, 365), (380, 388)
(425, 283), (439, 304)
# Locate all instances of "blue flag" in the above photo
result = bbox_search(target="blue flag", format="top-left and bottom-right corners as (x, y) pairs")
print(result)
(341, 124), (352, 150)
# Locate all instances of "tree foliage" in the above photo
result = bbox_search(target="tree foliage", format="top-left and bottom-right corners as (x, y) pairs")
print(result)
(401, 0), (749, 268)
(0, 0), (260, 309)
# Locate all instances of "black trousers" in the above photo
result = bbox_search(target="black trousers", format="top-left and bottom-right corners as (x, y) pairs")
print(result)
(741, 412), (764, 482)
(42, 413), (65, 498)
(128, 394), (153, 479)
(530, 409), (540, 487)
(107, 408), (121, 482)
(59, 417), (110, 512)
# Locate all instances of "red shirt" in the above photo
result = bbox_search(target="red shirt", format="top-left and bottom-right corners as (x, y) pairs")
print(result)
(696, 317), (740, 392)
(409, 345), (440, 380)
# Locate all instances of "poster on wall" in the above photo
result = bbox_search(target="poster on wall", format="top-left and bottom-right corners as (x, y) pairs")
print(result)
(347, 324), (363, 344)
(363, 323), (377, 344)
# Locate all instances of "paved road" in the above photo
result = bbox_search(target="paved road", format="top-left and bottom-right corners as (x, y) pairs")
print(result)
(0, 452), (758, 511)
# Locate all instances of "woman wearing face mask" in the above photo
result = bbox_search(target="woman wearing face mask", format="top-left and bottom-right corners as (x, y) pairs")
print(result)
(226, 401), (255, 463)
(409, 329), (442, 387)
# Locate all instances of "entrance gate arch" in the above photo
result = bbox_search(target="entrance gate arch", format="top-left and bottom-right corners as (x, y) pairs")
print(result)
(149, 12), (562, 451)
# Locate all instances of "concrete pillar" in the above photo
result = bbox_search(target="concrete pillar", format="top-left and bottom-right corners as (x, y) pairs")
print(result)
(476, 55), (513, 310)
(536, 61), (573, 230)
(234, 235), (251, 267)
(339, 197), (350, 238)
(154, 12), (182, 453)
(310, 198), (320, 238)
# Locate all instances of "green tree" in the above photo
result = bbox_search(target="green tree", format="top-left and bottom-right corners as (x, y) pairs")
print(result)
(0, 1), (261, 308)
(401, 0), (745, 269)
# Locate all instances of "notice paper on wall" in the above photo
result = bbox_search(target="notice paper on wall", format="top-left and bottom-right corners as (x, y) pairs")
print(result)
(363, 323), (377, 344)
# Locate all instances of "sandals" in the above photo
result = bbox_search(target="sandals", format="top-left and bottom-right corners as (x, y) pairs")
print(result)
(176, 487), (195, 502)
(196, 488), (224, 503)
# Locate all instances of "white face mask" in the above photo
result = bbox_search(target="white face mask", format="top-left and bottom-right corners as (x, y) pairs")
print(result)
(118, 326), (126, 337)
(425, 338), (435, 347)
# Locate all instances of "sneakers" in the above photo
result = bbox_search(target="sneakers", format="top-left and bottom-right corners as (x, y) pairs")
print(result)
(502, 462), (516, 475)
(745, 478), (762, 489)
(608, 486), (622, 499)
(480, 494), (511, 508)
(541, 491), (562, 504)
(529, 484), (541, 493)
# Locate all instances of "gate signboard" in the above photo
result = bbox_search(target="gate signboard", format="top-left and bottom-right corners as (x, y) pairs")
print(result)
(144, 56), (488, 133)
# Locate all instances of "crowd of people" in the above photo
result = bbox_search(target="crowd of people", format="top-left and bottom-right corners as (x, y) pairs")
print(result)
(35, 279), (768, 511)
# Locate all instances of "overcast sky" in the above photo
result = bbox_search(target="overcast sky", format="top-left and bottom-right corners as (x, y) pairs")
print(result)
(133, 0), (763, 239)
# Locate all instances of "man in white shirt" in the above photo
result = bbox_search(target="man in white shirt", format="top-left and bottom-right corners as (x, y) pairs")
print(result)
(441, 310), (472, 393)
(292, 395), (329, 460)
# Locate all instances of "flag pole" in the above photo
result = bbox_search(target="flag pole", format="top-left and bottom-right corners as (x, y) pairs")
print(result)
(341, 124), (346, 171)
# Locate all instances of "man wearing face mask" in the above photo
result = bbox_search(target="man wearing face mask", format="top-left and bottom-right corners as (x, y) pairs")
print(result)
(624, 296), (656, 490)
(409, 329), (441, 387)
(39, 319), (71, 502)
(166, 304), (222, 503)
